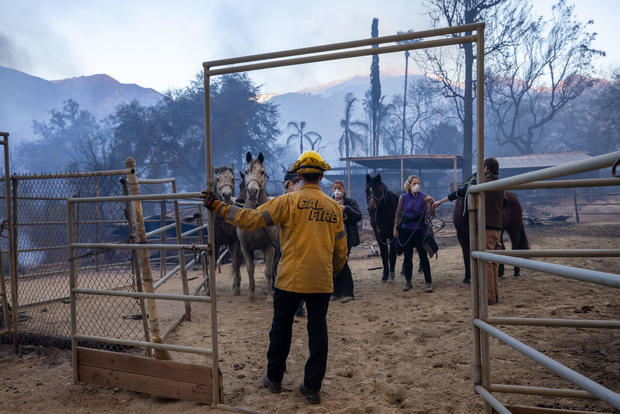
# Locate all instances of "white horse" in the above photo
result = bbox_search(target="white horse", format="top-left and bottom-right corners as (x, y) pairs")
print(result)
(236, 152), (277, 301)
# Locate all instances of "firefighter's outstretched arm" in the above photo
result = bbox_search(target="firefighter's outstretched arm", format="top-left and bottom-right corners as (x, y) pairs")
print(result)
(203, 190), (284, 230)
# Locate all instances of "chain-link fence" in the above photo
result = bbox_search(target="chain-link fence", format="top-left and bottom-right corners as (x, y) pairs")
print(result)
(0, 168), (211, 351)
(0, 171), (146, 349)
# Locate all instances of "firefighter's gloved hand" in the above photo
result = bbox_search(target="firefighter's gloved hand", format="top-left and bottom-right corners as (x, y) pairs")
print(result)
(202, 190), (220, 211)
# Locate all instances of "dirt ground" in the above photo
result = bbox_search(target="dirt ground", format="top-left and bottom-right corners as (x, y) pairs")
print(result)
(1, 222), (618, 414)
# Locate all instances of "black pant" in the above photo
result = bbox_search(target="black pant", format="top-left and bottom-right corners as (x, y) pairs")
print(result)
(401, 229), (432, 283)
(333, 246), (354, 298)
(273, 245), (305, 315)
(333, 261), (354, 297)
(267, 288), (330, 391)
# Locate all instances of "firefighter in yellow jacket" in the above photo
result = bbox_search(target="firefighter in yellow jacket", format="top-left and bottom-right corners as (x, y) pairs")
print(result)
(203, 150), (347, 404)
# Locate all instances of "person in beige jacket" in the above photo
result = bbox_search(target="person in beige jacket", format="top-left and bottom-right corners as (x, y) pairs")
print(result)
(203, 150), (347, 404)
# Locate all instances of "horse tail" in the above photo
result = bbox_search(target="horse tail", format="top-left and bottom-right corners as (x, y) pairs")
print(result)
(519, 224), (529, 250)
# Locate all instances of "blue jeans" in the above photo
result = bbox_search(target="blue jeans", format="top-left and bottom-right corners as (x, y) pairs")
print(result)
(266, 288), (330, 391)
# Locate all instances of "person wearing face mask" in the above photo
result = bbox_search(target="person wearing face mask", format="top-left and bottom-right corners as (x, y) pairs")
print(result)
(393, 175), (435, 293)
(330, 180), (362, 303)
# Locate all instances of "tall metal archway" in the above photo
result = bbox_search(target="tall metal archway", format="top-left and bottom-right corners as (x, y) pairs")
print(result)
(202, 22), (486, 412)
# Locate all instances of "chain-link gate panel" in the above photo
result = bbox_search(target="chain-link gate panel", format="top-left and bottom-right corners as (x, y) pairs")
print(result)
(0, 173), (144, 349)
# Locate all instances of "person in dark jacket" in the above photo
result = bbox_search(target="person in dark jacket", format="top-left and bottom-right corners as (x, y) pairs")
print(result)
(433, 157), (504, 304)
(331, 180), (362, 303)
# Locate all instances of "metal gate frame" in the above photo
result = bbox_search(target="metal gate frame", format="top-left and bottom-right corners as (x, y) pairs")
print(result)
(202, 22), (485, 413)
(467, 152), (620, 413)
(66, 158), (222, 402)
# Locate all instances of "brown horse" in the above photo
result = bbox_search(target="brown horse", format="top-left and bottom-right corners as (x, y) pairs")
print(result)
(454, 191), (529, 283)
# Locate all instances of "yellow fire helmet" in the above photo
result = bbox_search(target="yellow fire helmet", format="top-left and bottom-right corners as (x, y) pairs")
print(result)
(291, 150), (331, 175)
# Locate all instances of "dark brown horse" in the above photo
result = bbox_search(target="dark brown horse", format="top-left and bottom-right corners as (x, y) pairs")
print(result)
(454, 191), (529, 283)
(366, 174), (399, 282)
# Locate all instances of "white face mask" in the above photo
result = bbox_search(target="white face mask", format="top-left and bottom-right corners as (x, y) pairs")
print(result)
(410, 184), (420, 194)
(332, 189), (343, 199)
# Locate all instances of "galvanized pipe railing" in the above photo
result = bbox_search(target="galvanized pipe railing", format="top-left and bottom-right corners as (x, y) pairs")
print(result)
(204, 22), (483, 68)
(508, 177), (620, 190)
(471, 251), (620, 288)
(206, 36), (477, 76)
(468, 151), (620, 193)
(75, 334), (212, 356)
(487, 317), (620, 329)
(486, 248), (620, 257)
(474, 319), (620, 409)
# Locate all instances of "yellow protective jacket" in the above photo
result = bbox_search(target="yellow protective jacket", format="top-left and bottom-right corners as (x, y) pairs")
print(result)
(214, 184), (348, 293)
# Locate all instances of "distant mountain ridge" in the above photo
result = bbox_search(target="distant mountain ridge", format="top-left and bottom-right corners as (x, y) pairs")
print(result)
(0, 66), (163, 141)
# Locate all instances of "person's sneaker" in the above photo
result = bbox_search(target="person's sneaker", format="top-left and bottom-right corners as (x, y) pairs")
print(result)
(299, 383), (320, 404)
(425, 283), (433, 293)
(403, 281), (412, 292)
(263, 375), (282, 393)
(341, 296), (354, 303)
(330, 295), (341, 302)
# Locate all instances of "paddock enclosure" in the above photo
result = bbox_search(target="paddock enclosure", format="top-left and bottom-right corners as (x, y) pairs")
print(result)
(2, 20), (620, 414)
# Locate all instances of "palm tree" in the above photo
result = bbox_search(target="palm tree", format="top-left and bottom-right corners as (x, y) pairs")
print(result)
(396, 29), (423, 155)
(308, 135), (325, 152)
(338, 93), (368, 159)
(286, 121), (322, 154)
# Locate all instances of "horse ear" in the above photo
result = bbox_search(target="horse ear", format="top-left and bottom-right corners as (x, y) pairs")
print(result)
(246, 151), (252, 164)
(258, 152), (264, 163)
(366, 174), (371, 184)
(376, 174), (382, 183)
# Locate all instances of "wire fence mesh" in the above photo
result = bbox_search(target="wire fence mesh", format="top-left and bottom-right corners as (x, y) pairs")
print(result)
(0, 170), (210, 351)
(0, 172), (144, 349)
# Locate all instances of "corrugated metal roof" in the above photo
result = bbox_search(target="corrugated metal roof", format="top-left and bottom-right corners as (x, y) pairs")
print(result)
(496, 151), (591, 169)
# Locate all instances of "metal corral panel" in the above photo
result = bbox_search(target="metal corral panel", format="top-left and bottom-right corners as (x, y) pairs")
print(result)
(496, 151), (592, 170)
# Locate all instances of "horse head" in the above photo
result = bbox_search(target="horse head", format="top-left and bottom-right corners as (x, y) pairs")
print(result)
(366, 173), (386, 213)
(244, 151), (267, 203)
(213, 166), (235, 202)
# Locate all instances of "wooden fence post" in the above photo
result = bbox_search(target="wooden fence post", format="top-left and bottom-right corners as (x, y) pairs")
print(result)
(125, 157), (171, 360)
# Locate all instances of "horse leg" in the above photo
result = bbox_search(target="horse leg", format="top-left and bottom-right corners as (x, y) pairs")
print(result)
(240, 242), (256, 301)
(460, 242), (471, 284)
(231, 242), (241, 296)
(388, 240), (397, 280)
(378, 242), (390, 282)
(498, 230), (506, 278)
(508, 226), (521, 277)
(263, 245), (276, 302)
(456, 228), (471, 284)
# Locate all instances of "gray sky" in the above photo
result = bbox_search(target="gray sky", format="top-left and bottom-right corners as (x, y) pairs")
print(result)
(1, 0), (618, 94)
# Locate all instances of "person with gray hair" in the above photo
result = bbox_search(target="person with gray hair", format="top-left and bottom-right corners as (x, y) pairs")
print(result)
(393, 175), (435, 293)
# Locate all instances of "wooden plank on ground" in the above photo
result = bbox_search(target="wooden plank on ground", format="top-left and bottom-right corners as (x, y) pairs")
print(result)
(79, 365), (214, 404)
(78, 347), (215, 385)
